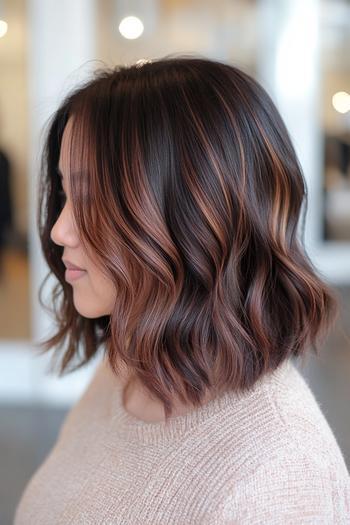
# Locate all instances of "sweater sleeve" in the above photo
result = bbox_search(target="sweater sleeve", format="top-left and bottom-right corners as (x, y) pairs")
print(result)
(215, 451), (350, 525)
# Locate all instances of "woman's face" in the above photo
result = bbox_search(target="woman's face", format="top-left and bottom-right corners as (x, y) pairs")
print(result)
(50, 117), (117, 318)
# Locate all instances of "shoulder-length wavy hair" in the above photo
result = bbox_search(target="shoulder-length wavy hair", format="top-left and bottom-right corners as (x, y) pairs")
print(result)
(36, 55), (338, 420)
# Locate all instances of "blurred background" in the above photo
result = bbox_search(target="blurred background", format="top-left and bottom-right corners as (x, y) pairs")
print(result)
(0, 0), (349, 523)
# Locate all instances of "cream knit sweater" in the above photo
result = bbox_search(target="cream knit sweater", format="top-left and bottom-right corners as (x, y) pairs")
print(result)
(14, 355), (350, 524)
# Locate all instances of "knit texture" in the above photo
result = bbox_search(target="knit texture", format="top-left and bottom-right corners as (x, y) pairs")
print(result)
(14, 355), (350, 524)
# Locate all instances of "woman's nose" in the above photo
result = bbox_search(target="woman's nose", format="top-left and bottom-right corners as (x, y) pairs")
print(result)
(50, 205), (79, 248)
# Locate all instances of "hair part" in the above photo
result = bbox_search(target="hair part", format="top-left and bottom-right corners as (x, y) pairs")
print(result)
(36, 55), (338, 420)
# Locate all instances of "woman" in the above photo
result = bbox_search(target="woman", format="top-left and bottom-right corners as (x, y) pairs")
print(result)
(15, 56), (350, 524)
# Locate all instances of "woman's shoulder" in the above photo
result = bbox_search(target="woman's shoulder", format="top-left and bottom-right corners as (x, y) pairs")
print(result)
(192, 358), (349, 482)
(209, 441), (350, 524)
(264, 359), (348, 469)
(197, 360), (350, 523)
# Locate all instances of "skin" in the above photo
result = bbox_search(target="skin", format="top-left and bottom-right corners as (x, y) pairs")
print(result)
(50, 116), (216, 423)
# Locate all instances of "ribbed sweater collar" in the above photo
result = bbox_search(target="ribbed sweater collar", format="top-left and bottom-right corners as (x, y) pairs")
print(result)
(108, 358), (294, 446)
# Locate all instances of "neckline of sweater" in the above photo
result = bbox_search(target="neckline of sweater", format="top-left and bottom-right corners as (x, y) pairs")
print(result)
(108, 357), (295, 445)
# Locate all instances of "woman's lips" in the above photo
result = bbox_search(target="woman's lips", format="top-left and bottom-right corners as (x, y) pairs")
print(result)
(65, 268), (87, 282)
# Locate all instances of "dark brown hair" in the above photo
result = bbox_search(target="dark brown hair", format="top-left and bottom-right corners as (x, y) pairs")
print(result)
(36, 55), (338, 420)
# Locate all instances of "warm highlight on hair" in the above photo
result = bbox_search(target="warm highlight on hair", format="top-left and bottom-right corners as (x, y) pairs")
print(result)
(36, 55), (338, 420)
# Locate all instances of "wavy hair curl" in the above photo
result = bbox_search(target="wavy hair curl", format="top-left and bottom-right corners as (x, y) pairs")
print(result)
(36, 55), (338, 420)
